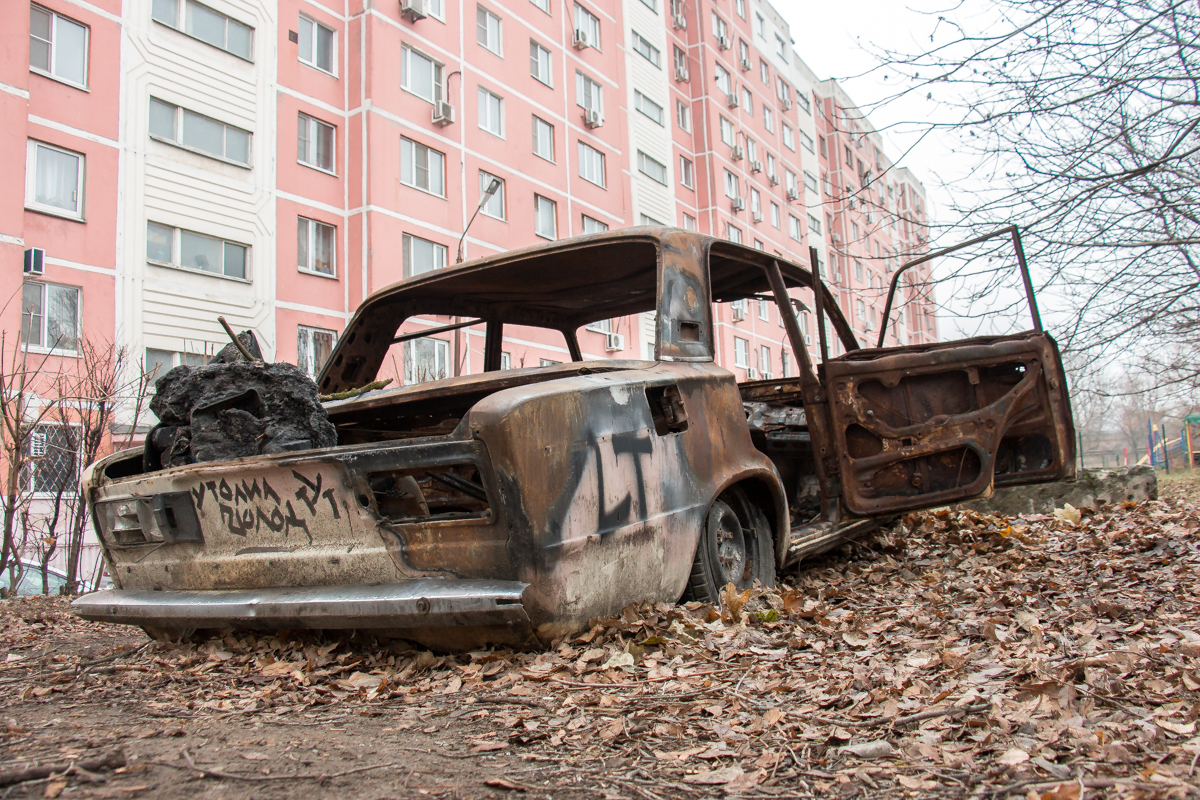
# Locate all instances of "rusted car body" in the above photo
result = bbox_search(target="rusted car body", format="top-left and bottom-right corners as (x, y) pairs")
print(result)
(73, 227), (1075, 648)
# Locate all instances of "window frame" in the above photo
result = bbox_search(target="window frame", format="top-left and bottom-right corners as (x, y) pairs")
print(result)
(478, 170), (506, 220)
(297, 215), (337, 278)
(151, 0), (254, 61)
(573, 3), (600, 50)
(297, 324), (337, 380)
(575, 71), (603, 116)
(637, 150), (667, 185)
(581, 214), (608, 234)
(29, 4), (89, 89)
(633, 90), (664, 125)
(534, 194), (557, 240)
(476, 5), (503, 55)
(404, 337), (450, 385)
(631, 31), (660, 67)
(402, 232), (448, 278)
(400, 136), (447, 197)
(531, 115), (555, 162)
(22, 422), (82, 497)
(146, 221), (250, 281)
(529, 39), (552, 86)
(401, 45), (444, 104)
(679, 155), (694, 189)
(477, 85), (505, 137)
(297, 13), (336, 75)
(577, 141), (606, 188)
(20, 280), (81, 356)
(149, 97), (252, 167)
(297, 112), (336, 173)
(675, 98), (690, 131)
(25, 139), (85, 221)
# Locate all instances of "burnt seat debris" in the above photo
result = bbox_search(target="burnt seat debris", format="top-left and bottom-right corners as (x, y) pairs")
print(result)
(144, 331), (337, 471)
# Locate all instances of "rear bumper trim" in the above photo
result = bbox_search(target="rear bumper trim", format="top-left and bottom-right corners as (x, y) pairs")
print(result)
(71, 579), (532, 633)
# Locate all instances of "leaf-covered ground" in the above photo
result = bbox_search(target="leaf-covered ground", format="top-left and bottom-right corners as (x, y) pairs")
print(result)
(2, 476), (1198, 799)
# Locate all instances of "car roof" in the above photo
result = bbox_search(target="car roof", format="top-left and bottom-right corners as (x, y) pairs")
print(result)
(318, 226), (857, 390)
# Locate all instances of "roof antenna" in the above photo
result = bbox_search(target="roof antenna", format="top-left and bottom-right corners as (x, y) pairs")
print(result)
(456, 177), (502, 264)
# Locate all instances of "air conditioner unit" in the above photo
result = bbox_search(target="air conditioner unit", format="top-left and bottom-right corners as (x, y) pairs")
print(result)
(803, 333), (812, 345)
(672, 12), (686, 29)
(740, 58), (752, 72)
(401, 0), (428, 20)
(732, 305), (745, 321)
(573, 28), (590, 49)
(761, 371), (773, 380)
(866, 212), (876, 223)
(768, 174), (779, 186)
(674, 65), (690, 82)
(751, 210), (763, 223)
(23, 248), (45, 275)
(716, 34), (730, 50)
(730, 145), (744, 160)
(432, 101), (455, 126)
(746, 367), (758, 379)
(726, 92), (739, 108)
(781, 96), (792, 111)
(786, 188), (799, 201)
(749, 160), (762, 173)
(584, 108), (603, 128)
(731, 197), (745, 212)
(832, 233), (842, 242)
(605, 332), (624, 352)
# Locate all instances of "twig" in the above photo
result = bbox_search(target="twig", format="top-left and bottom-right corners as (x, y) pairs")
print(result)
(0, 752), (125, 787)
(217, 317), (259, 362)
(798, 701), (990, 729)
(319, 379), (393, 402)
(154, 750), (401, 783)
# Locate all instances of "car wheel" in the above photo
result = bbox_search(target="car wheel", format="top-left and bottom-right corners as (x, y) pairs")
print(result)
(682, 487), (775, 603)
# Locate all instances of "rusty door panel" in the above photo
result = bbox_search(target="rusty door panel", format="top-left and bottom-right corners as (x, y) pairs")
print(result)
(824, 332), (1075, 516)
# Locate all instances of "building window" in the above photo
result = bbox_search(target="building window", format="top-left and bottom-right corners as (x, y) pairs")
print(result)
(723, 169), (740, 200)
(631, 31), (659, 66)
(400, 136), (445, 196)
(147, 221), (248, 279)
(775, 33), (788, 61)
(741, 87), (753, 114)
(21, 281), (79, 353)
(297, 325), (336, 379)
(749, 187), (760, 216)
(530, 0), (549, 13)
(403, 233), (447, 277)
(150, 98), (251, 165)
(739, 38), (749, 65)
(800, 129), (815, 153)
(770, 201), (780, 228)
(530, 40), (552, 86)
(25, 140), (83, 220)
(640, 0), (657, 11)
(759, 59), (769, 84)
(478, 87), (504, 136)
(726, 224), (742, 244)
(29, 5), (88, 87)
(735, 0), (745, 19)
(763, 106), (773, 132)
(477, 6), (502, 54)
(297, 217), (335, 276)
(575, 72), (602, 115)
(714, 63), (730, 95)
(797, 91), (811, 114)
(754, 12), (765, 39)
(673, 46), (687, 77)
(152, 0), (253, 60)
(578, 141), (606, 187)
(682, 213), (696, 230)
(534, 194), (557, 239)
(637, 151), (667, 185)
(766, 153), (776, 181)
(478, 171), (505, 219)
(759, 345), (770, 375)
(574, 3), (600, 48)
(782, 122), (794, 151)
(854, 259), (864, 282)
(675, 99), (690, 131)
(639, 213), (664, 226)
(785, 169), (798, 196)
(298, 15), (334, 73)
(532, 115), (554, 161)
(803, 171), (817, 192)
(22, 423), (79, 495)
(679, 156), (693, 189)
(819, 136), (828, 158)
(733, 336), (749, 368)
(500, 351), (513, 369)
(789, 215), (802, 241)
(634, 90), (663, 125)
(711, 12), (727, 41)
(405, 338), (449, 384)
(753, 239), (764, 251)
(401, 46), (443, 104)
(582, 215), (608, 234)
(757, 297), (770, 322)
(297, 113), (335, 172)
(781, 349), (791, 377)
(719, 116), (734, 146)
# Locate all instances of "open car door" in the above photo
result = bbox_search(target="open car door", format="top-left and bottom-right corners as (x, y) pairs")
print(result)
(821, 228), (1076, 517)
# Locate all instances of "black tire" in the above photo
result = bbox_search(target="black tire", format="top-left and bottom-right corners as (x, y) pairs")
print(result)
(682, 486), (776, 603)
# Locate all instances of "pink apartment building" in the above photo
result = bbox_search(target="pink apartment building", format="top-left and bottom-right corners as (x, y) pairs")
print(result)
(4, 0), (933, 580)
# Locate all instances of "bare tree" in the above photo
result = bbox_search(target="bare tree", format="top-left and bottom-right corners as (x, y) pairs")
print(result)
(866, 0), (1199, 395)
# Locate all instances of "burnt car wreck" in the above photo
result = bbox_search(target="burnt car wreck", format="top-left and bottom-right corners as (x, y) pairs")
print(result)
(74, 227), (1076, 649)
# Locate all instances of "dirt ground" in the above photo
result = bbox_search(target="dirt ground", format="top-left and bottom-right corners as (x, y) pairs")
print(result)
(2, 475), (1199, 799)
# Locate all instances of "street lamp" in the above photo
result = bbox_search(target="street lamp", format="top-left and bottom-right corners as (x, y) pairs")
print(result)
(456, 178), (502, 264)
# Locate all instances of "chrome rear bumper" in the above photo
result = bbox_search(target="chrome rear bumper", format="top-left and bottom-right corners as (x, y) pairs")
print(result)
(72, 580), (534, 644)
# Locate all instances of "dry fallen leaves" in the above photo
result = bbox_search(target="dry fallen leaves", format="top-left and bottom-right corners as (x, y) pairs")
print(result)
(2, 478), (1200, 798)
